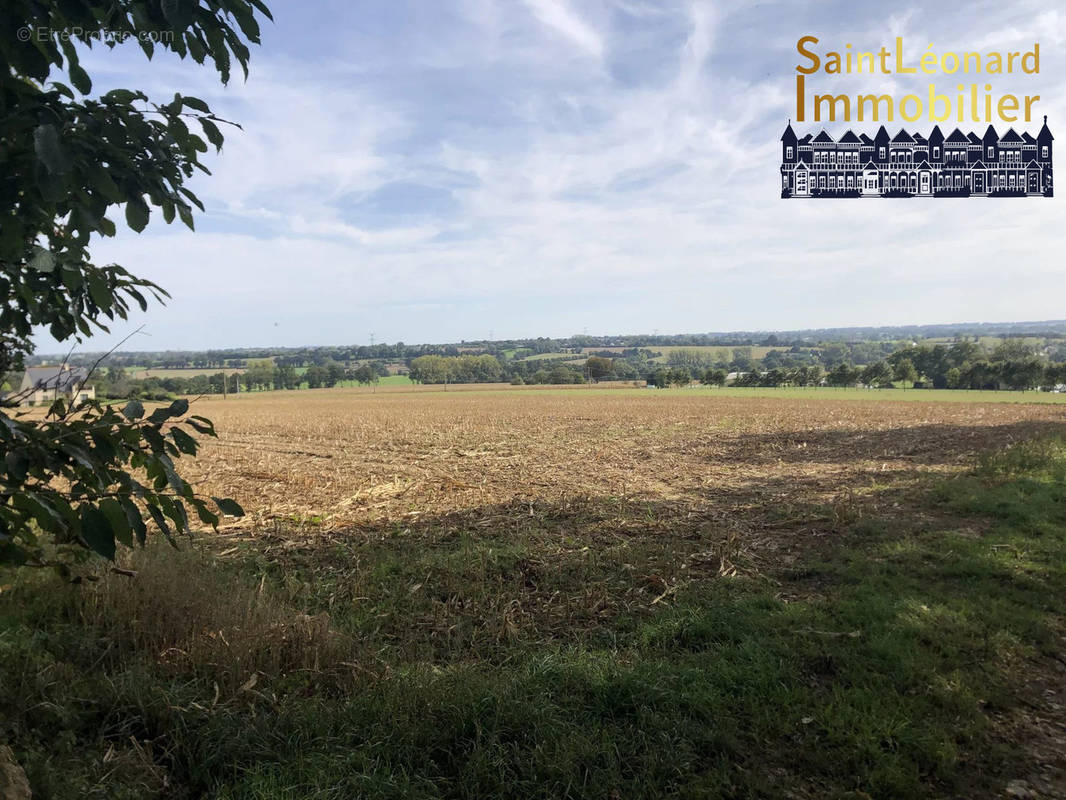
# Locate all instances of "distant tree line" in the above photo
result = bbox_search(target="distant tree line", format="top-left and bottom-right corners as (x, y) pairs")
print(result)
(28, 332), (1066, 401)
(35, 322), (1066, 374)
(88, 361), (389, 400)
(722, 340), (1065, 391)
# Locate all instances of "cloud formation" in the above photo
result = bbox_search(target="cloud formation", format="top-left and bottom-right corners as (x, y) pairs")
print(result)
(48, 0), (1066, 351)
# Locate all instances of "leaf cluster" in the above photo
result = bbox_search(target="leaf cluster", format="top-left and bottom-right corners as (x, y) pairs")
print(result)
(1, 395), (243, 569)
(0, 1), (271, 566)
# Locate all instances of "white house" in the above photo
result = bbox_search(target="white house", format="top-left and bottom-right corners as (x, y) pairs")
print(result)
(16, 366), (95, 406)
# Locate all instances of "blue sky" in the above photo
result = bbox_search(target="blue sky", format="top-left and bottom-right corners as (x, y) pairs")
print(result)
(54, 0), (1066, 351)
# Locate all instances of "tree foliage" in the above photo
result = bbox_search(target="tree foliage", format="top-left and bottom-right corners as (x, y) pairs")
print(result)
(1, 0), (272, 568)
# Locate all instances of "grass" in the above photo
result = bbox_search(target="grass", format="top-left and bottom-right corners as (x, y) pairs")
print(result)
(689, 385), (1066, 404)
(2, 431), (1065, 797)
(377, 374), (413, 385)
(208, 382), (1066, 404)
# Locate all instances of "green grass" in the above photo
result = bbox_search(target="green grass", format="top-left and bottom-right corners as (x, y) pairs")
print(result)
(518, 352), (586, 363)
(377, 374), (413, 385)
(2, 439), (1065, 797)
(414, 384), (1066, 404)
(690, 386), (1066, 404)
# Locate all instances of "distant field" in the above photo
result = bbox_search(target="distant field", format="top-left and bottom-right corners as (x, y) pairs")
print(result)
(690, 386), (1066, 404)
(922, 336), (1053, 349)
(218, 381), (1066, 405)
(520, 351), (584, 361)
(536, 345), (783, 362)
(126, 366), (245, 380)
(648, 345), (778, 362)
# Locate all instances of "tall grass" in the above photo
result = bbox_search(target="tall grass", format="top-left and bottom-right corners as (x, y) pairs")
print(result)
(2, 436), (1066, 798)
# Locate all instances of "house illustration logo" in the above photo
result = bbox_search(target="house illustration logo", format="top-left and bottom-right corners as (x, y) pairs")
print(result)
(780, 117), (1053, 198)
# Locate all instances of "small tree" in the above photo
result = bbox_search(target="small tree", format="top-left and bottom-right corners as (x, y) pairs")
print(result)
(1, 0), (272, 569)
(585, 356), (614, 381)
(860, 361), (891, 388)
(893, 359), (918, 389)
(669, 367), (691, 387)
(702, 368), (727, 387)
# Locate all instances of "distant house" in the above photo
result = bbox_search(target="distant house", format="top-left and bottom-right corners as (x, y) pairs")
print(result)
(16, 366), (95, 406)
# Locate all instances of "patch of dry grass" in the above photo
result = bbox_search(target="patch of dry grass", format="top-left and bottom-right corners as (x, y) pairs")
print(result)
(78, 546), (349, 694)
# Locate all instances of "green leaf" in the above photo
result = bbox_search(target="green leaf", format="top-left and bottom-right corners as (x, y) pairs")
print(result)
(182, 95), (210, 113)
(5, 450), (28, 482)
(88, 275), (112, 310)
(28, 248), (55, 273)
(147, 399), (187, 424)
(162, 0), (197, 30)
(213, 497), (244, 517)
(187, 416), (216, 436)
(120, 497), (149, 546)
(199, 117), (225, 151)
(171, 427), (198, 455)
(125, 197), (150, 232)
(249, 0), (274, 21)
(87, 164), (123, 202)
(143, 426), (167, 453)
(60, 264), (84, 293)
(147, 503), (172, 539)
(122, 400), (145, 421)
(104, 89), (141, 104)
(186, 33), (208, 63)
(190, 498), (220, 530)
(34, 124), (72, 174)
(99, 498), (133, 548)
(177, 203), (195, 231)
(69, 61), (92, 94)
(12, 493), (62, 534)
(81, 506), (116, 560)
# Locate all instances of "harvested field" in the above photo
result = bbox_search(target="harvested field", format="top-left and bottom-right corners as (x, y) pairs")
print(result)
(187, 386), (1065, 543)
(5, 386), (1066, 798)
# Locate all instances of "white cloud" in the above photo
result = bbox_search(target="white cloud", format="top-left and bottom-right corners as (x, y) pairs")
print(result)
(34, 0), (1066, 352)
(523, 0), (605, 58)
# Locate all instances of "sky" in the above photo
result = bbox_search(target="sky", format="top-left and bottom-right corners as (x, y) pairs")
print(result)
(44, 0), (1066, 352)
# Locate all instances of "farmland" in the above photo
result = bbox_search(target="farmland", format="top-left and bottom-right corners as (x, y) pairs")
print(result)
(124, 366), (247, 380)
(3, 385), (1066, 798)
(181, 386), (1066, 533)
(518, 345), (778, 364)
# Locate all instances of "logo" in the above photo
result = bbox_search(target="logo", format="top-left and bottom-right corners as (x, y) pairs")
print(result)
(781, 37), (1053, 199)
